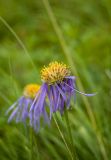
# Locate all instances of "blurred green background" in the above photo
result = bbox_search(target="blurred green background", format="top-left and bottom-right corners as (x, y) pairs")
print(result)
(0, 0), (111, 160)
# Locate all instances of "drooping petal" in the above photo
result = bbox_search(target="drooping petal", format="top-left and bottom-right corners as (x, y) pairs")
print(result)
(33, 83), (47, 129)
(33, 115), (40, 132)
(30, 89), (40, 112)
(66, 92), (72, 109)
(6, 97), (24, 115)
(8, 107), (19, 123)
(59, 98), (65, 115)
(34, 83), (47, 116)
(29, 110), (33, 126)
(60, 83), (70, 109)
(67, 79), (76, 103)
(65, 76), (76, 80)
(21, 98), (31, 122)
(73, 89), (97, 96)
(55, 91), (60, 111)
(64, 82), (97, 96)
(47, 85), (53, 119)
(56, 84), (67, 101)
(8, 97), (24, 123)
(6, 102), (17, 115)
(51, 85), (58, 111)
(16, 97), (25, 123)
(42, 105), (50, 125)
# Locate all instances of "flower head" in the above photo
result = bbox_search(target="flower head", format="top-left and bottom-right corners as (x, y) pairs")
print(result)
(30, 61), (96, 132)
(23, 84), (40, 99)
(6, 84), (40, 124)
(41, 61), (70, 84)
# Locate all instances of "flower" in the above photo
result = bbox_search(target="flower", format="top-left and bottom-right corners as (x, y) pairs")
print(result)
(6, 84), (40, 124)
(30, 61), (96, 131)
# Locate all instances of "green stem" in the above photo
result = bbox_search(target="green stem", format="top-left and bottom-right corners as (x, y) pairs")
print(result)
(0, 16), (37, 74)
(53, 115), (74, 160)
(30, 128), (33, 160)
(29, 128), (40, 160)
(64, 110), (79, 160)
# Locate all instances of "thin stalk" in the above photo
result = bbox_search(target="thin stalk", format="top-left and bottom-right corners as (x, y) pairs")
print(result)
(41, 0), (108, 159)
(0, 68), (19, 95)
(24, 125), (40, 160)
(33, 134), (40, 160)
(29, 128), (33, 160)
(31, 129), (40, 160)
(64, 110), (79, 160)
(53, 115), (74, 160)
(0, 92), (12, 105)
(0, 16), (37, 73)
(8, 56), (20, 97)
(24, 125), (33, 160)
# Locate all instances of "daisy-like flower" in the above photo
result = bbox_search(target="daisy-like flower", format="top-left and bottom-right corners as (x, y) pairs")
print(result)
(6, 84), (41, 124)
(30, 61), (96, 131)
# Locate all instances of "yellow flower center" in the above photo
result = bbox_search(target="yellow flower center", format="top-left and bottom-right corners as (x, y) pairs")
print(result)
(23, 84), (40, 99)
(41, 61), (70, 84)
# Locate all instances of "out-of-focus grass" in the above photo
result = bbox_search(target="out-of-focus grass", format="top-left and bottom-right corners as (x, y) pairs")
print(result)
(0, 0), (111, 160)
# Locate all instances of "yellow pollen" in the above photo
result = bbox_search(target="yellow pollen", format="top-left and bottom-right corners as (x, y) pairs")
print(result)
(23, 84), (40, 99)
(41, 61), (70, 84)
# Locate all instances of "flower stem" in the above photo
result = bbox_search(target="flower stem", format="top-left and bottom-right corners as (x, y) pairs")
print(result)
(30, 128), (33, 160)
(64, 109), (79, 160)
(30, 128), (40, 160)
(53, 115), (74, 160)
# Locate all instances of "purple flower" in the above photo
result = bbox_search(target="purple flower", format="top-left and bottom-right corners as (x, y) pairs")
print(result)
(6, 84), (41, 124)
(30, 62), (96, 131)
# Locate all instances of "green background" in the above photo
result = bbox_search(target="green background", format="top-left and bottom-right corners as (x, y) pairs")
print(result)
(0, 0), (111, 160)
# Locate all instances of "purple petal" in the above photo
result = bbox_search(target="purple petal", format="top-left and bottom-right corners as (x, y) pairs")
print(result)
(47, 85), (53, 119)
(8, 107), (19, 123)
(6, 97), (24, 115)
(33, 83), (47, 127)
(34, 116), (40, 132)
(56, 92), (60, 111)
(51, 85), (58, 111)
(21, 98), (31, 122)
(59, 98), (65, 115)
(30, 89), (40, 112)
(56, 84), (67, 101)
(8, 97), (24, 123)
(60, 83), (71, 109)
(6, 102), (17, 115)
(42, 107), (50, 125)
(34, 83), (47, 114)
(64, 82), (97, 97)
(67, 79), (76, 103)
(73, 89), (97, 96)
(16, 97), (25, 123)
(29, 110), (33, 126)
(65, 76), (76, 80)
(66, 93), (71, 109)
